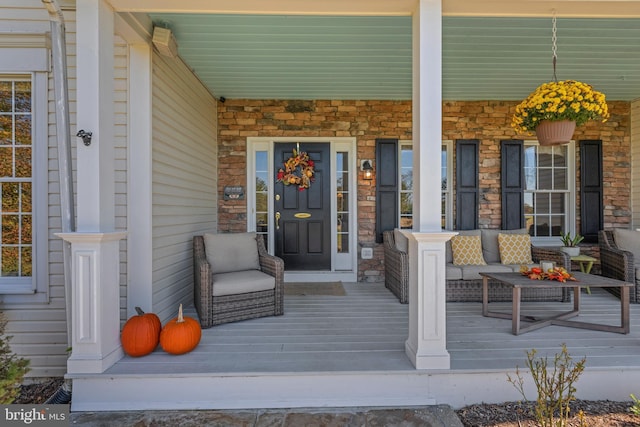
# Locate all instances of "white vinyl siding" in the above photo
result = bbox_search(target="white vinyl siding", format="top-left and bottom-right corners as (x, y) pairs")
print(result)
(114, 37), (128, 322)
(151, 52), (217, 323)
(0, 5), (71, 377)
(632, 99), (640, 230)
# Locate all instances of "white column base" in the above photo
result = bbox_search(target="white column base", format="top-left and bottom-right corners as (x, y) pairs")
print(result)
(403, 231), (456, 370)
(57, 232), (127, 374)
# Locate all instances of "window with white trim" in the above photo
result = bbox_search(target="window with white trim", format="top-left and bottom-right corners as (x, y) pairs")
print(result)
(524, 142), (575, 239)
(399, 142), (452, 230)
(0, 73), (47, 301)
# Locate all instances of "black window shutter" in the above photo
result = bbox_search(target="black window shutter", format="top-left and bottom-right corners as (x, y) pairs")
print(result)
(375, 138), (398, 243)
(580, 140), (603, 243)
(455, 139), (479, 230)
(501, 140), (525, 230)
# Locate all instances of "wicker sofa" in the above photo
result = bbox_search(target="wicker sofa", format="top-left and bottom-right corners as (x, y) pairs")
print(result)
(598, 229), (640, 303)
(383, 229), (571, 304)
(193, 233), (284, 328)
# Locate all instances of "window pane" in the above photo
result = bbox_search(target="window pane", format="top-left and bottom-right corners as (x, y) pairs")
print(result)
(2, 183), (19, 212)
(401, 169), (412, 191)
(524, 166), (536, 190)
(21, 215), (31, 244)
(256, 192), (267, 212)
(554, 168), (567, 190)
(441, 147), (447, 191)
(0, 115), (11, 144)
(337, 171), (349, 191)
(337, 233), (348, 254)
(2, 214), (19, 244)
(550, 193), (565, 214)
(339, 214), (349, 232)
(554, 146), (567, 167)
(336, 192), (347, 211)
(0, 147), (12, 176)
(256, 213), (268, 233)
(535, 193), (549, 214)
(20, 247), (32, 276)
(21, 183), (31, 212)
(538, 168), (552, 189)
(14, 81), (31, 112)
(551, 215), (564, 236)
(336, 152), (345, 171)
(255, 151), (267, 171)
(524, 192), (533, 214)
(400, 193), (413, 215)
(538, 146), (553, 167)
(0, 81), (11, 112)
(400, 216), (412, 229)
(15, 147), (31, 178)
(1, 247), (18, 276)
(15, 115), (31, 145)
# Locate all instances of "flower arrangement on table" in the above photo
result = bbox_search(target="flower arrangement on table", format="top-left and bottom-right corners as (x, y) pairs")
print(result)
(511, 80), (609, 134)
(520, 265), (577, 283)
(276, 149), (315, 191)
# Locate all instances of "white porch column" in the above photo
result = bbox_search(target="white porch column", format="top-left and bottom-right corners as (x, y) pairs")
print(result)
(405, 0), (452, 369)
(57, 0), (125, 374)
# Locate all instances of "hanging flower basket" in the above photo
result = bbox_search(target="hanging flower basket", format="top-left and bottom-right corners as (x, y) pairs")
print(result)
(511, 80), (609, 146)
(535, 120), (576, 146)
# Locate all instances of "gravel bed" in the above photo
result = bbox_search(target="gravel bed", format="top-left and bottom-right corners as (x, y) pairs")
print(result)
(456, 400), (640, 426)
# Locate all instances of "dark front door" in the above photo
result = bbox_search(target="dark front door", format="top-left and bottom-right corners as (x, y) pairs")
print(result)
(274, 142), (331, 270)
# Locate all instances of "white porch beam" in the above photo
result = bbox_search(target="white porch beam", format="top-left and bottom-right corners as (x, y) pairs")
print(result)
(103, 0), (640, 17)
(405, 0), (453, 370)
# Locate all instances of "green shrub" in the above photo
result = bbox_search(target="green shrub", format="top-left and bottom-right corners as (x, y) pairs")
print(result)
(0, 311), (30, 403)
(507, 344), (586, 427)
(630, 394), (640, 416)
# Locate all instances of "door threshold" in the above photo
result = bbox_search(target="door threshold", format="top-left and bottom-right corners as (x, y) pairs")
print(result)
(284, 271), (357, 283)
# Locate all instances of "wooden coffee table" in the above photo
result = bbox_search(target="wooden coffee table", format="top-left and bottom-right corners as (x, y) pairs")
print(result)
(480, 272), (632, 335)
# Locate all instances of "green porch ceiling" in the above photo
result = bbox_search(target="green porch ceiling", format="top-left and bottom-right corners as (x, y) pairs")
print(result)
(147, 14), (640, 101)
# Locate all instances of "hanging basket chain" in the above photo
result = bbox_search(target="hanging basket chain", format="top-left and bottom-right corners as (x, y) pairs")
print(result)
(552, 11), (558, 82)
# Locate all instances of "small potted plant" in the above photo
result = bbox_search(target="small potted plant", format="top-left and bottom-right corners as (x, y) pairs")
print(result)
(560, 232), (584, 257)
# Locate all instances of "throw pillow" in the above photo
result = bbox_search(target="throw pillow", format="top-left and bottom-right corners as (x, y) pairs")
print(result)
(203, 232), (260, 274)
(498, 233), (533, 265)
(451, 235), (486, 266)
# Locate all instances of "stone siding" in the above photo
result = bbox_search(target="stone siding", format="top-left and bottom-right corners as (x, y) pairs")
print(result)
(217, 99), (631, 282)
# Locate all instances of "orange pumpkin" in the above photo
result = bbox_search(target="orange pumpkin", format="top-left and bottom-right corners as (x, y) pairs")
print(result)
(160, 304), (201, 355)
(121, 307), (161, 357)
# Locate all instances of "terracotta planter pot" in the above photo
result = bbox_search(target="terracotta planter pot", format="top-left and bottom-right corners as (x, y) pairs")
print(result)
(535, 120), (576, 146)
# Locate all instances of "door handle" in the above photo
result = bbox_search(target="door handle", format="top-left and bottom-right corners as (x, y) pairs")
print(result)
(275, 212), (281, 230)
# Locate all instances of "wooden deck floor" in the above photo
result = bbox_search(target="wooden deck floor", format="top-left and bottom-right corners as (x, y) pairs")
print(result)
(108, 281), (640, 375)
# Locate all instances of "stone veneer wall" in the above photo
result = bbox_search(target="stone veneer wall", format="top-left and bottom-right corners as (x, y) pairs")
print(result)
(217, 99), (631, 282)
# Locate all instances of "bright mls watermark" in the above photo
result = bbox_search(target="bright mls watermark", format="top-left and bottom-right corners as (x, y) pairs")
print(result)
(2, 405), (69, 426)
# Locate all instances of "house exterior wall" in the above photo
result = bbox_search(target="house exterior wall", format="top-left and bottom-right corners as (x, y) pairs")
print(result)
(217, 99), (413, 282)
(151, 52), (218, 322)
(632, 99), (640, 230)
(217, 99), (631, 281)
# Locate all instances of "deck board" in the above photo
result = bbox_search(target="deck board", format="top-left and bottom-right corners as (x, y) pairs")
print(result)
(107, 282), (640, 375)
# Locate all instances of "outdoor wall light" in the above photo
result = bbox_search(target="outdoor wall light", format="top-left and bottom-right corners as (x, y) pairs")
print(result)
(361, 160), (374, 180)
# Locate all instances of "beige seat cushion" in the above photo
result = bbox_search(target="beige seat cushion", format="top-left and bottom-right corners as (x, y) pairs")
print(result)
(204, 232), (260, 274)
(212, 270), (275, 297)
(498, 233), (533, 264)
(451, 235), (486, 266)
(460, 264), (512, 280)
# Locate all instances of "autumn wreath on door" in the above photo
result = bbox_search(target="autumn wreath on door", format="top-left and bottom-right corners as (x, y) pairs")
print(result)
(276, 149), (315, 191)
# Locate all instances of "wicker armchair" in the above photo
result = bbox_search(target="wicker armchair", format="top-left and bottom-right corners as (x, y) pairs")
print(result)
(194, 233), (284, 328)
(598, 230), (638, 302)
(383, 230), (409, 303)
